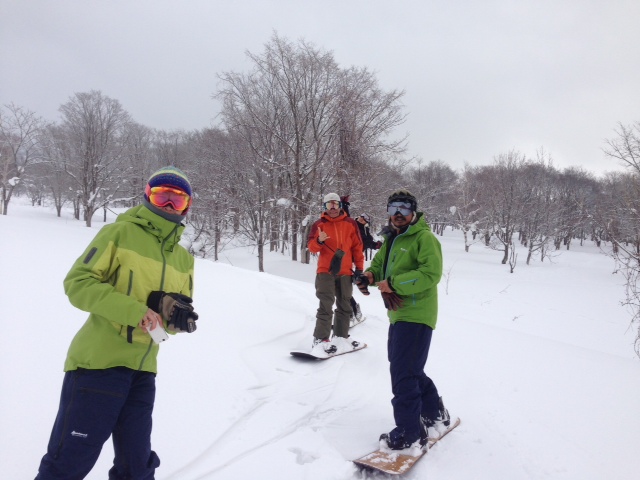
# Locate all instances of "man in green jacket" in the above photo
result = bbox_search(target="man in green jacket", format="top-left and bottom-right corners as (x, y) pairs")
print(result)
(359, 189), (451, 450)
(36, 167), (199, 480)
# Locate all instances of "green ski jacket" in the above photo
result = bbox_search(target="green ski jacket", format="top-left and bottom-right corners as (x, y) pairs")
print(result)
(366, 212), (442, 328)
(63, 205), (194, 373)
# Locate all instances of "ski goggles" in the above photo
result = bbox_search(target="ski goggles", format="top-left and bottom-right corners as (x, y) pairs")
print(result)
(324, 200), (341, 210)
(145, 185), (192, 212)
(387, 201), (414, 216)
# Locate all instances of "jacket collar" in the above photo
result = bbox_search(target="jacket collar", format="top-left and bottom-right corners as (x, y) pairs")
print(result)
(142, 198), (186, 224)
(117, 205), (185, 247)
(386, 211), (427, 238)
(321, 210), (347, 222)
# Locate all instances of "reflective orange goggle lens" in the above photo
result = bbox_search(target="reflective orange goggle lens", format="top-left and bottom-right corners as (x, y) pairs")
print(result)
(145, 185), (191, 211)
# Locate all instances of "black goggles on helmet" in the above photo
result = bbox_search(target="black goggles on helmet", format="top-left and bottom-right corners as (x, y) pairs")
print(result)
(324, 200), (341, 210)
(387, 201), (414, 216)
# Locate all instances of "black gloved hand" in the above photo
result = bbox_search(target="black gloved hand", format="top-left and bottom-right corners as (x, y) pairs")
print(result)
(147, 291), (199, 333)
(354, 272), (370, 295)
(381, 291), (403, 311)
(353, 270), (363, 284)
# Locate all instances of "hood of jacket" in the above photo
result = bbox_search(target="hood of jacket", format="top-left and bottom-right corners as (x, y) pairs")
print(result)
(382, 211), (428, 240)
(117, 204), (186, 250)
(320, 210), (347, 223)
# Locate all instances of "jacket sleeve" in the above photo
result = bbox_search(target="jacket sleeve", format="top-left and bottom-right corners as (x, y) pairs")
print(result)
(307, 219), (326, 254)
(390, 232), (443, 296)
(63, 225), (148, 328)
(366, 241), (387, 284)
(350, 220), (365, 271)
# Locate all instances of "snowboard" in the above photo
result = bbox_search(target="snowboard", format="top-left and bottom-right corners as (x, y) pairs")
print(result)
(353, 417), (461, 475)
(290, 342), (367, 360)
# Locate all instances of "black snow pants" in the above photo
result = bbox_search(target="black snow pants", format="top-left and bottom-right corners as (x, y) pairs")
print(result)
(387, 321), (441, 443)
(35, 366), (160, 480)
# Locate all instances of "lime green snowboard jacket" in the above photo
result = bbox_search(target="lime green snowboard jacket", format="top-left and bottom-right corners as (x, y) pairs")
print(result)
(366, 212), (442, 328)
(63, 205), (194, 373)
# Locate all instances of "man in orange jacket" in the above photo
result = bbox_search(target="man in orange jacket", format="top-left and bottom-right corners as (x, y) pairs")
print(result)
(307, 193), (365, 356)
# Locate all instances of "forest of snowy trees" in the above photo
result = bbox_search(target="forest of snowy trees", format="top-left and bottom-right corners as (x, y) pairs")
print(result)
(1, 34), (639, 354)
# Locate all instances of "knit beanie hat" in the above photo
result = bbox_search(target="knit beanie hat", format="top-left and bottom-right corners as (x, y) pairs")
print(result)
(143, 166), (193, 219)
(146, 166), (192, 197)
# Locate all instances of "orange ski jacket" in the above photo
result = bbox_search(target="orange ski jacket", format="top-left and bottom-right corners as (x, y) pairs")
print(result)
(308, 211), (365, 276)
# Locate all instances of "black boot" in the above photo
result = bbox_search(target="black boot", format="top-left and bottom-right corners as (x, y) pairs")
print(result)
(423, 396), (451, 428)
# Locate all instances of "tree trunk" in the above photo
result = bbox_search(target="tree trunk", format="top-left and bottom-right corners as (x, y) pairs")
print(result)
(258, 240), (264, 273)
(501, 243), (509, 264)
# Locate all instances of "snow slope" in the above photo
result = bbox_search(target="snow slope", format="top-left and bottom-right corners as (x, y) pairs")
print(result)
(1, 200), (639, 480)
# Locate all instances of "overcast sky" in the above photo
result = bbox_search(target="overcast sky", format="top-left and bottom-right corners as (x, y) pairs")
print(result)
(2, 0), (639, 176)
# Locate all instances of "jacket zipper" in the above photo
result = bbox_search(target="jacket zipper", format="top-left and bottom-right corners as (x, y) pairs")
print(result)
(137, 224), (179, 371)
(384, 230), (406, 279)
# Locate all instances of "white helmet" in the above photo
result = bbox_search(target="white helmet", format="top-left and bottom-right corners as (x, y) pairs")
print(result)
(323, 192), (340, 203)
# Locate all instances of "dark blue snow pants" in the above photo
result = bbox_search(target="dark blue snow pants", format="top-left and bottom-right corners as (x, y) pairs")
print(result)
(388, 321), (441, 443)
(35, 367), (159, 480)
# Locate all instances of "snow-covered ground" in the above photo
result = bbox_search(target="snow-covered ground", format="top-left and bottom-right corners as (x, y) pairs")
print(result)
(1, 198), (639, 480)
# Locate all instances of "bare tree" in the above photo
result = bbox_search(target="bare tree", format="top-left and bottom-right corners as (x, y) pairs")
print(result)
(333, 66), (408, 192)
(37, 124), (76, 216)
(603, 122), (640, 357)
(604, 121), (640, 173)
(218, 33), (409, 267)
(59, 91), (132, 226)
(186, 128), (239, 261)
(121, 122), (155, 206)
(476, 151), (529, 264)
(518, 157), (562, 264)
(0, 103), (45, 215)
(405, 160), (458, 235)
(551, 167), (598, 251)
(451, 164), (482, 252)
(152, 129), (188, 170)
(218, 34), (345, 266)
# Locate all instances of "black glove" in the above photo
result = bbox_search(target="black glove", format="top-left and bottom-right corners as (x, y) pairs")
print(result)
(353, 270), (363, 284)
(381, 292), (403, 311)
(354, 272), (370, 295)
(147, 291), (198, 333)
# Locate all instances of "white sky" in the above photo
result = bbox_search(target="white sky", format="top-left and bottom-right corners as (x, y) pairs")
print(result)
(2, 0), (639, 175)
(2, 199), (639, 478)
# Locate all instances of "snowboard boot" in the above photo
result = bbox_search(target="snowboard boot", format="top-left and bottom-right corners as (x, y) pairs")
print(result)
(379, 429), (425, 450)
(349, 303), (363, 327)
(354, 303), (363, 321)
(312, 337), (336, 355)
(422, 396), (451, 432)
(419, 416), (429, 447)
(331, 335), (360, 353)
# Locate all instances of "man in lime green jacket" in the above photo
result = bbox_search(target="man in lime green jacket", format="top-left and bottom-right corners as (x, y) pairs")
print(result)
(360, 190), (451, 451)
(36, 167), (198, 480)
